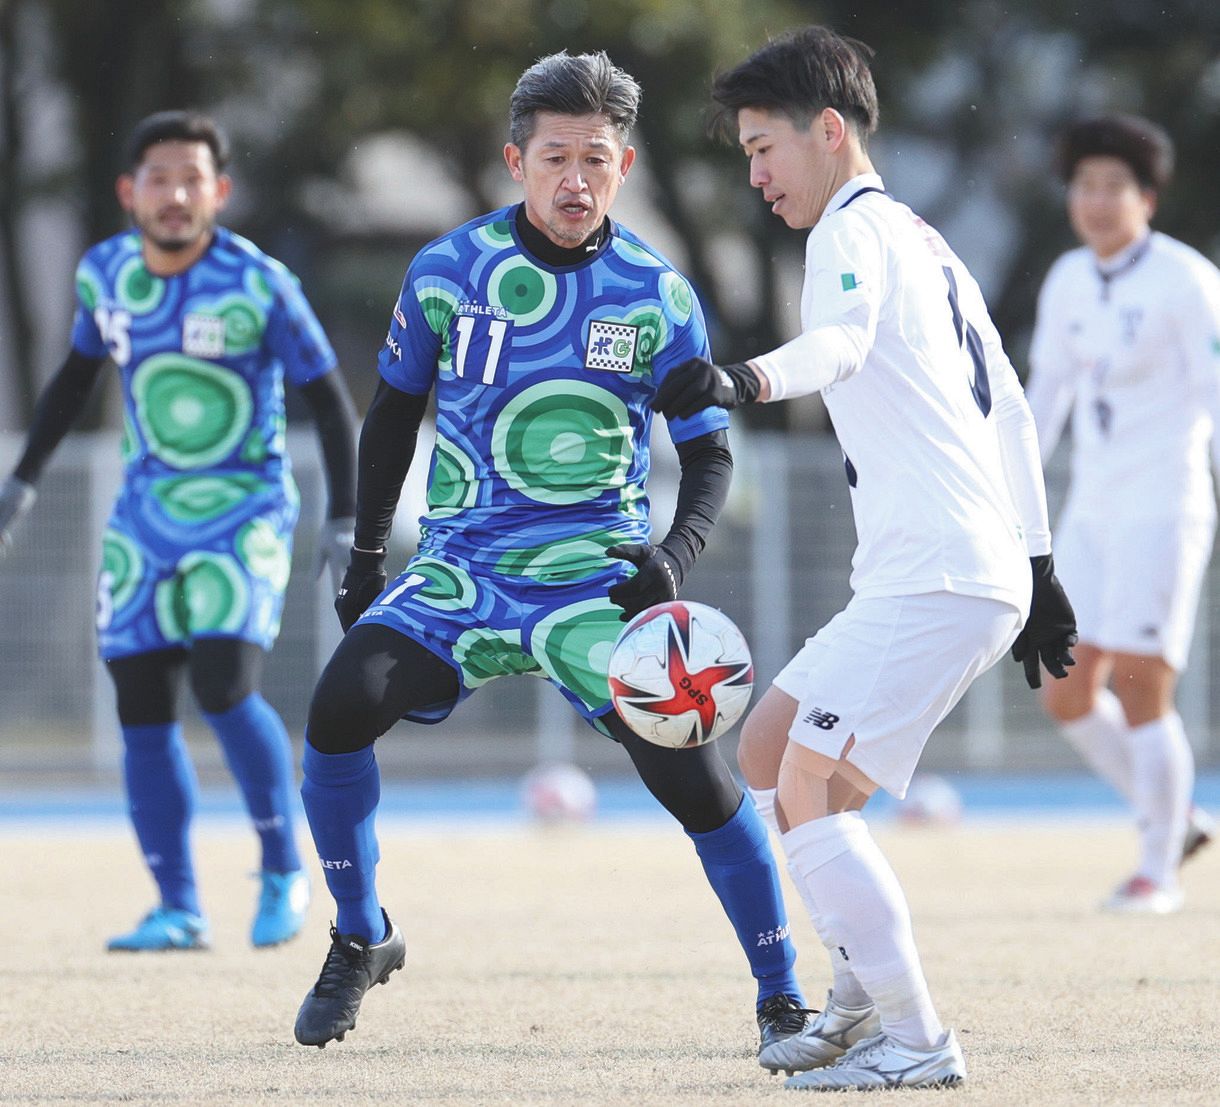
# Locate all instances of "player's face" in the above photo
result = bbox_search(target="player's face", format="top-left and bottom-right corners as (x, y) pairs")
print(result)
(738, 107), (839, 229)
(117, 140), (230, 260)
(505, 112), (635, 248)
(1067, 156), (1154, 260)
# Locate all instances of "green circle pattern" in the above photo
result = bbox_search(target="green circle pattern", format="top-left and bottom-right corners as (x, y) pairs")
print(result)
(212, 293), (266, 355)
(76, 268), (102, 312)
(531, 599), (623, 707)
(238, 518), (291, 591)
(132, 353), (253, 469)
(154, 474), (261, 523)
(101, 529), (144, 614)
(117, 256), (165, 314)
(487, 256), (557, 327)
(452, 627), (540, 687)
(156, 552), (249, 640)
(623, 306), (667, 369)
(614, 239), (664, 269)
(417, 284), (458, 337)
(495, 528), (620, 583)
(244, 267), (275, 306)
(407, 557), (478, 612)
(475, 221), (514, 249)
(427, 434), (479, 518)
(491, 382), (632, 505)
(660, 271), (693, 325)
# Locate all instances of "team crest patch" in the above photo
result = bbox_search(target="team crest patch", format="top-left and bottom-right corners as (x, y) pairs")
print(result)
(585, 320), (638, 373)
(183, 313), (226, 358)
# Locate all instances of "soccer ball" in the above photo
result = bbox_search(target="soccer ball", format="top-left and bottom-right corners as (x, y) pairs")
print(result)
(608, 600), (754, 748)
(520, 762), (597, 824)
(896, 773), (963, 827)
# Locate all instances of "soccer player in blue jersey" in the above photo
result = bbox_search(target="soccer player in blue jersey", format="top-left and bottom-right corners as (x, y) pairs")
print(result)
(292, 52), (809, 1064)
(0, 111), (357, 951)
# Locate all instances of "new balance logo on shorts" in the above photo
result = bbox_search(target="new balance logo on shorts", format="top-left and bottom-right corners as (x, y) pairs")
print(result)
(803, 707), (840, 730)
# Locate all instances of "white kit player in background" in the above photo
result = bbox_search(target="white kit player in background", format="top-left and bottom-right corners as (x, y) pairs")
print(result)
(654, 26), (1077, 1091)
(1025, 115), (1218, 914)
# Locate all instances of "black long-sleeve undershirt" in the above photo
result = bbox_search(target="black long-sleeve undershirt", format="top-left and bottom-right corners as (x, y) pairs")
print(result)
(298, 372), (358, 519)
(14, 349), (108, 484)
(352, 376), (733, 573)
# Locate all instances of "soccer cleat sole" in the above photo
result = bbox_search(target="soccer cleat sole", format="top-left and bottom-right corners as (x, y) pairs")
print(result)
(784, 1073), (964, 1092)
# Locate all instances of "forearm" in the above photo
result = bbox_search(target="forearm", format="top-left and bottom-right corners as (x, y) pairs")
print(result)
(298, 372), (358, 519)
(658, 430), (733, 575)
(353, 379), (428, 552)
(992, 384), (1052, 557)
(749, 323), (867, 403)
(13, 350), (107, 484)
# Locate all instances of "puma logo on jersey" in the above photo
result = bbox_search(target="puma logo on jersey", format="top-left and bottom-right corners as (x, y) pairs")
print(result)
(803, 707), (840, 730)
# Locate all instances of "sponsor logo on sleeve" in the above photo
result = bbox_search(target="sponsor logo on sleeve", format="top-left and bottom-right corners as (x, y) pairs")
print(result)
(585, 319), (639, 373)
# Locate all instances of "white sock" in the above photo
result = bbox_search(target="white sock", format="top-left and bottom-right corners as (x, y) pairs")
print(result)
(747, 786), (779, 835)
(781, 811), (943, 1049)
(1061, 688), (1134, 803)
(1130, 712), (1194, 886)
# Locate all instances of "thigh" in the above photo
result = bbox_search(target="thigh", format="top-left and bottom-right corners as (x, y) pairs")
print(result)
(307, 623), (462, 753)
(105, 647), (188, 726)
(1040, 641), (1112, 722)
(778, 593), (1022, 800)
(737, 684), (799, 791)
(187, 638), (267, 715)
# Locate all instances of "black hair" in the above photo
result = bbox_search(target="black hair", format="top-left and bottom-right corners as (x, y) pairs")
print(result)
(125, 110), (230, 172)
(711, 25), (879, 141)
(509, 51), (640, 149)
(1057, 115), (1173, 191)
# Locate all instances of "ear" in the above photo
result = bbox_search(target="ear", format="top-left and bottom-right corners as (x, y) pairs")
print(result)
(1142, 188), (1158, 221)
(215, 173), (233, 211)
(116, 174), (134, 212)
(821, 108), (850, 152)
(618, 144), (636, 181)
(504, 143), (524, 182)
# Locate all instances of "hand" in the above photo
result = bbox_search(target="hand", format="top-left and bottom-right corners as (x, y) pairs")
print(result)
(314, 516), (356, 593)
(1011, 554), (1078, 689)
(651, 357), (760, 421)
(334, 548), (387, 633)
(606, 543), (682, 621)
(0, 476), (36, 554)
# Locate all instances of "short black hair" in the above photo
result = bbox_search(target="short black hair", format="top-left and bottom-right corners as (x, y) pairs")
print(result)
(1058, 114), (1173, 191)
(126, 111), (230, 172)
(711, 25), (879, 141)
(509, 51), (640, 150)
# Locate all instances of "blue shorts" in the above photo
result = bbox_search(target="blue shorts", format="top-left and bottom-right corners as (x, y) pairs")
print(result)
(355, 553), (631, 725)
(96, 472), (299, 660)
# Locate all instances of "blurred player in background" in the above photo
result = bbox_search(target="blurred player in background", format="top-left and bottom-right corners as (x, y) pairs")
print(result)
(653, 26), (1076, 1090)
(292, 51), (808, 1064)
(0, 111), (357, 951)
(1025, 115), (1218, 914)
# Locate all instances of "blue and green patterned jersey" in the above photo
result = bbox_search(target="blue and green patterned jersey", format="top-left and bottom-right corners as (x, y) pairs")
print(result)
(379, 205), (728, 583)
(71, 226), (337, 485)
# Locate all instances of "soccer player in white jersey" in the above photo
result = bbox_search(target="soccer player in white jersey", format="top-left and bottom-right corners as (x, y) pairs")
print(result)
(1025, 116), (1218, 914)
(653, 26), (1077, 1091)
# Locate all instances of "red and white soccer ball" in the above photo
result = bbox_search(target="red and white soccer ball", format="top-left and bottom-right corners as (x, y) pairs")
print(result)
(520, 762), (597, 824)
(608, 600), (754, 749)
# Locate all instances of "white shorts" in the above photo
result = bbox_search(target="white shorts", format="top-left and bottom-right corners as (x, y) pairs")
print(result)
(1054, 511), (1214, 671)
(774, 592), (1022, 799)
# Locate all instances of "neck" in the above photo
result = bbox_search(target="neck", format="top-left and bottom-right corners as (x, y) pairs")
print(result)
(515, 204), (606, 267)
(815, 153), (876, 224)
(1092, 229), (1148, 264)
(141, 231), (214, 276)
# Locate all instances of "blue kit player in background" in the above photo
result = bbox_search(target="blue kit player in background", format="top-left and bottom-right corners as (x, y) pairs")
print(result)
(0, 112), (358, 951)
(292, 52), (810, 1067)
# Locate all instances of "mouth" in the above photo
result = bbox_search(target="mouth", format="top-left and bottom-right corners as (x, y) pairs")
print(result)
(556, 198), (592, 219)
(763, 193), (784, 211)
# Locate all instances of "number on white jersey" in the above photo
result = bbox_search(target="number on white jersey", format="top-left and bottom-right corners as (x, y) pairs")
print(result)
(942, 267), (990, 416)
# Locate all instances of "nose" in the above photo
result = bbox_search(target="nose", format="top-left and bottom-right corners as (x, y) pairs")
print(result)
(169, 182), (190, 204)
(562, 167), (588, 193)
(749, 157), (768, 190)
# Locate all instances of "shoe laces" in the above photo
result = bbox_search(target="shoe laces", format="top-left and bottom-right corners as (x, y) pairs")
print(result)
(758, 993), (815, 1033)
(836, 1032), (888, 1066)
(312, 926), (368, 997)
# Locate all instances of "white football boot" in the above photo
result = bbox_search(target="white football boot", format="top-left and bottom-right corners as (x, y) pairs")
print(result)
(784, 1029), (966, 1090)
(1102, 874), (1184, 914)
(760, 990), (881, 1075)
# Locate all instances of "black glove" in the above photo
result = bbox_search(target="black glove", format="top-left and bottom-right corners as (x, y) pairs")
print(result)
(651, 357), (760, 421)
(606, 543), (682, 621)
(334, 548), (387, 632)
(1011, 554), (1078, 689)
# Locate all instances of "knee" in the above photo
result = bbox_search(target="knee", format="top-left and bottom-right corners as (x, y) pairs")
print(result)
(306, 671), (381, 755)
(191, 674), (251, 716)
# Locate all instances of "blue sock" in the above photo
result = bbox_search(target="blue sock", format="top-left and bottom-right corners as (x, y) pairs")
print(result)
(688, 793), (804, 1009)
(204, 693), (302, 874)
(300, 739), (385, 942)
(121, 722), (202, 917)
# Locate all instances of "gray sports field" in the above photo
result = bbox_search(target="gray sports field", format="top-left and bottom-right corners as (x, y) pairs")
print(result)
(3, 816), (1217, 1106)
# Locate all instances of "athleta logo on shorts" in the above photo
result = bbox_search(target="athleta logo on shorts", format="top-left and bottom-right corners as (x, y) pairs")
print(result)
(182, 312), (226, 358)
(803, 707), (840, 730)
(585, 319), (638, 373)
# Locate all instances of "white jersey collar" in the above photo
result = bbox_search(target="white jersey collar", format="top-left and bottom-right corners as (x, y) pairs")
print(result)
(1094, 232), (1152, 276)
(824, 173), (887, 220)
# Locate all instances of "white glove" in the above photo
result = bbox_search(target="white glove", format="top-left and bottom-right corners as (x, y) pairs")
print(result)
(313, 515), (356, 593)
(0, 476), (36, 554)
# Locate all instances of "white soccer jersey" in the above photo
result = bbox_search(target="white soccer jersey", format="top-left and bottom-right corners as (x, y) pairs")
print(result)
(1026, 231), (1220, 522)
(752, 173), (1050, 613)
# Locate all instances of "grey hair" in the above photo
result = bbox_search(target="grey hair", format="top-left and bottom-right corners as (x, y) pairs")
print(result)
(509, 50), (641, 149)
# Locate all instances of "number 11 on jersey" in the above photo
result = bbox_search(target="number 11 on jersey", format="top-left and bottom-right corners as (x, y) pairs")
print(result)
(454, 315), (510, 385)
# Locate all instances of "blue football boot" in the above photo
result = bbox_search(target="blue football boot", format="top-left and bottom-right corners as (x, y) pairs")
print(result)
(252, 869), (311, 948)
(106, 906), (211, 952)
